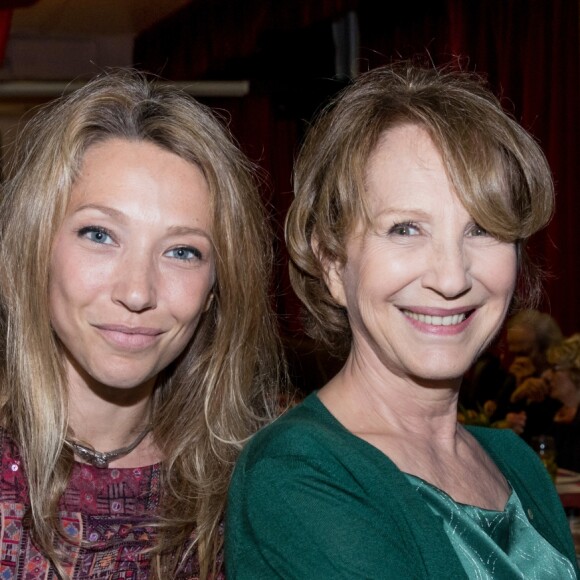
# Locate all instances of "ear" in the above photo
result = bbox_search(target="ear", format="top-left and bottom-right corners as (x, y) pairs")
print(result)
(311, 234), (347, 308)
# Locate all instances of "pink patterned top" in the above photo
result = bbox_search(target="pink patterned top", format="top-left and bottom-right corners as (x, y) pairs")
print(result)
(0, 429), (224, 579)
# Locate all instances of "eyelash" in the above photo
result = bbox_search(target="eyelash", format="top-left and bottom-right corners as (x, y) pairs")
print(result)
(469, 224), (489, 237)
(167, 247), (203, 261)
(388, 221), (419, 236)
(77, 225), (114, 244)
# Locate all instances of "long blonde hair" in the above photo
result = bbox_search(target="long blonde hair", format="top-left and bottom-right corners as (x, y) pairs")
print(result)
(0, 69), (281, 577)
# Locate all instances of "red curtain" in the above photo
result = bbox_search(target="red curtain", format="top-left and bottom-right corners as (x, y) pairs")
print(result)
(135, 0), (356, 80)
(198, 94), (302, 333)
(0, 10), (12, 66)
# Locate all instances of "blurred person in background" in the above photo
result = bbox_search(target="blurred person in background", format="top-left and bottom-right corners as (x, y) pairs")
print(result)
(542, 335), (580, 472)
(502, 310), (563, 439)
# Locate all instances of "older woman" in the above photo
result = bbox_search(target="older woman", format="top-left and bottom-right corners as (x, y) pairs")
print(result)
(0, 70), (281, 578)
(226, 64), (578, 578)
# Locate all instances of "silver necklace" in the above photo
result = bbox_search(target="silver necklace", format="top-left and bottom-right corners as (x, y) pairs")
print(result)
(65, 426), (152, 469)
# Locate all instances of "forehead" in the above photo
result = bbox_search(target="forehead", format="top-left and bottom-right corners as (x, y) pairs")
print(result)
(361, 124), (462, 218)
(367, 124), (439, 174)
(68, 138), (212, 229)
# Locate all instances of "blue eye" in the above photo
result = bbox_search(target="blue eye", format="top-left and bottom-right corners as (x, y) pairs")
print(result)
(388, 221), (419, 236)
(166, 247), (202, 261)
(78, 226), (113, 245)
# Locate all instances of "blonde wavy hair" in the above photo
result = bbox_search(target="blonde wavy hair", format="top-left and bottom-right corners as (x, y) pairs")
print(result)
(286, 62), (554, 356)
(0, 70), (281, 577)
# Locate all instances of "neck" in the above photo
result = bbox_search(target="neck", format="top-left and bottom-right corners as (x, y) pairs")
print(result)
(69, 397), (152, 451)
(67, 386), (161, 467)
(65, 362), (155, 453)
(66, 424), (152, 468)
(319, 348), (462, 443)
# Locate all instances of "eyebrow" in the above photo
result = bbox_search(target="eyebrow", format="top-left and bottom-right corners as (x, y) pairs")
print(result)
(74, 203), (126, 221)
(166, 225), (213, 240)
(374, 207), (432, 220)
(72, 203), (213, 240)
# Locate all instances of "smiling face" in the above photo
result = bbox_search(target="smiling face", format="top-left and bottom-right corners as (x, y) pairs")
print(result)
(326, 124), (517, 381)
(49, 138), (215, 394)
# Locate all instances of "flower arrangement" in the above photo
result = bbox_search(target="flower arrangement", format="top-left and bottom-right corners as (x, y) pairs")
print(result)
(457, 401), (512, 429)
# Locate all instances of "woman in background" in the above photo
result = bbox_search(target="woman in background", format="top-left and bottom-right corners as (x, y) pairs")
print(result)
(0, 70), (280, 578)
(542, 334), (580, 472)
(227, 63), (578, 578)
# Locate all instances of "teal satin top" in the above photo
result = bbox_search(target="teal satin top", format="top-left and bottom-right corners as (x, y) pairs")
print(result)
(406, 474), (576, 578)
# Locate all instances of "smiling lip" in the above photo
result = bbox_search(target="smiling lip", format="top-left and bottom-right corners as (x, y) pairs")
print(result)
(94, 324), (164, 350)
(400, 307), (475, 334)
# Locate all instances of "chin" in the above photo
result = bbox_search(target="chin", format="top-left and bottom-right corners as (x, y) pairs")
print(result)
(90, 368), (157, 391)
(404, 352), (474, 382)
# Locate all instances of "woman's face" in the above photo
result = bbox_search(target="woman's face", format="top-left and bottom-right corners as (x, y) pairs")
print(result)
(49, 138), (215, 393)
(326, 124), (517, 381)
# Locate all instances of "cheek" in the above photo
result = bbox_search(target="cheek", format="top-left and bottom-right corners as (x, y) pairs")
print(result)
(164, 276), (213, 326)
(355, 248), (415, 301)
(49, 254), (104, 307)
(478, 245), (518, 297)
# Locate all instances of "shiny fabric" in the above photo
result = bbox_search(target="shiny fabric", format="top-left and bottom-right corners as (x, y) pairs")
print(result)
(407, 474), (576, 579)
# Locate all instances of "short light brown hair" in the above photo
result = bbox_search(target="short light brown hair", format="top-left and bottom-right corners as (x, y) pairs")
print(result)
(286, 62), (554, 355)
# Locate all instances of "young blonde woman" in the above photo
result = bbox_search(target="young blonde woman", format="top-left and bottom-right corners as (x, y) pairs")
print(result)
(0, 70), (281, 578)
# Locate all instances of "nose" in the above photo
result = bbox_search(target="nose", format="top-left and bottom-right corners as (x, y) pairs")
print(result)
(421, 239), (472, 299)
(111, 251), (157, 312)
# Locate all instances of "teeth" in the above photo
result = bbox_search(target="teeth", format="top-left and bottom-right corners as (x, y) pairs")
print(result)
(404, 310), (467, 326)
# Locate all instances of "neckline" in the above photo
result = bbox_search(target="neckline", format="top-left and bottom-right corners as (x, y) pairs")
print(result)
(72, 459), (162, 473)
(304, 392), (512, 512)
(405, 472), (514, 513)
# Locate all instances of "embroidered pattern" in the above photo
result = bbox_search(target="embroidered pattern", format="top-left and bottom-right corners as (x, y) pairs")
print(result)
(0, 431), (219, 579)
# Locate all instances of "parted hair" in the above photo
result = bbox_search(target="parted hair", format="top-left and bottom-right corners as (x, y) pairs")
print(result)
(0, 69), (281, 578)
(286, 62), (555, 356)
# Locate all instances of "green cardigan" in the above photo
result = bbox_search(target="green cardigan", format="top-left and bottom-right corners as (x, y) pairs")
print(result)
(226, 393), (579, 579)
